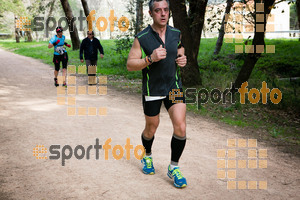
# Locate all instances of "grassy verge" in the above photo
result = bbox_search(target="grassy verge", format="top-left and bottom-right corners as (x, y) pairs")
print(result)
(0, 38), (299, 148)
(192, 38), (299, 146)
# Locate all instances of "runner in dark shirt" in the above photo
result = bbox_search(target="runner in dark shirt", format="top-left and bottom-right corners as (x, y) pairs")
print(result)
(127, 0), (188, 188)
(80, 31), (104, 80)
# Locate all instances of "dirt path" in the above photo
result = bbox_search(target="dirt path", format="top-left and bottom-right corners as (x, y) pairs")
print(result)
(0, 48), (299, 200)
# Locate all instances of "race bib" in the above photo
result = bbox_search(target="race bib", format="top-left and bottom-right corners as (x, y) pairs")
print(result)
(55, 46), (66, 55)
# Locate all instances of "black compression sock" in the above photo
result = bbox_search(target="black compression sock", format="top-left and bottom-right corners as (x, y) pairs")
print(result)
(141, 133), (154, 156)
(171, 134), (186, 164)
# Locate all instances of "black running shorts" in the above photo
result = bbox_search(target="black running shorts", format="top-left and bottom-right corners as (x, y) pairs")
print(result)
(53, 53), (68, 71)
(142, 88), (185, 117)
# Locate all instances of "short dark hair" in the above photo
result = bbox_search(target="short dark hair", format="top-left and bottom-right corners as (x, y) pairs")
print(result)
(149, 0), (169, 11)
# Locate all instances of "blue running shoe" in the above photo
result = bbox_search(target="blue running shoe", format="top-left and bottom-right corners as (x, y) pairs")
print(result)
(141, 156), (155, 175)
(167, 165), (187, 188)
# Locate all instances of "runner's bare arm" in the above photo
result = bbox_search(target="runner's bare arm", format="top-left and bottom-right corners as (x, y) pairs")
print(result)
(127, 38), (148, 71)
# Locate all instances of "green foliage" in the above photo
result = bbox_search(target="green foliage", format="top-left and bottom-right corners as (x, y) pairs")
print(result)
(199, 38), (300, 79)
(113, 35), (134, 75)
(0, 0), (26, 32)
(200, 36), (300, 99)
(27, 1), (47, 17)
(270, 127), (281, 138)
(0, 0), (25, 16)
(257, 39), (300, 77)
(114, 35), (132, 54)
(221, 118), (248, 127)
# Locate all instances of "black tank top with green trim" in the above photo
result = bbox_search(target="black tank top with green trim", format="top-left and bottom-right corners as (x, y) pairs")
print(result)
(136, 25), (182, 96)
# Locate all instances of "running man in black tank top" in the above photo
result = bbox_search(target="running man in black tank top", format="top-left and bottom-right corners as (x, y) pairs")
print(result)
(127, 0), (188, 188)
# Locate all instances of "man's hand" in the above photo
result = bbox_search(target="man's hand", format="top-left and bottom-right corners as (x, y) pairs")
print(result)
(100, 54), (104, 59)
(151, 45), (167, 62)
(80, 59), (84, 63)
(176, 54), (187, 67)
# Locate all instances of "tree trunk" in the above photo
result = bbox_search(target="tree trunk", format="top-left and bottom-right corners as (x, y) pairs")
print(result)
(45, 0), (56, 39)
(296, 0), (300, 41)
(15, 16), (20, 43)
(15, 29), (20, 43)
(170, 0), (208, 86)
(80, 0), (90, 30)
(81, 0), (90, 17)
(214, 0), (233, 55)
(35, 31), (39, 42)
(25, 31), (33, 42)
(135, 0), (144, 35)
(233, 0), (275, 89)
(60, 0), (80, 50)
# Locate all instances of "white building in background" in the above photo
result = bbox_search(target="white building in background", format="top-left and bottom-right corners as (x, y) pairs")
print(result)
(204, 0), (293, 39)
(266, 0), (290, 38)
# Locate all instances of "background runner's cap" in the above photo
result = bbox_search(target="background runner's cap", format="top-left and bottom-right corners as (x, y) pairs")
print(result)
(56, 27), (63, 33)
